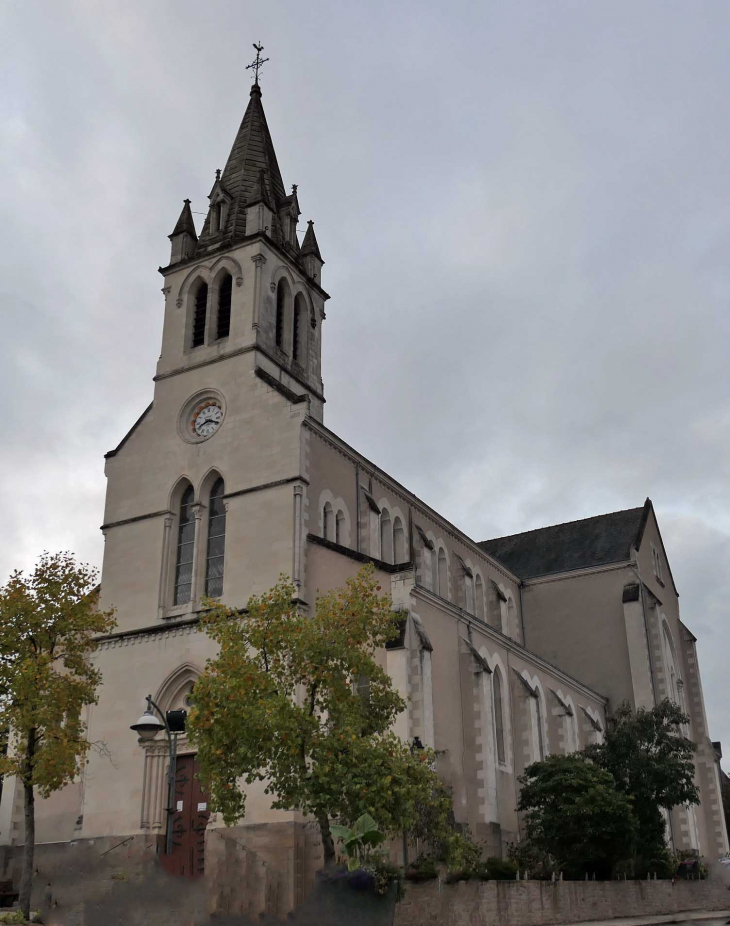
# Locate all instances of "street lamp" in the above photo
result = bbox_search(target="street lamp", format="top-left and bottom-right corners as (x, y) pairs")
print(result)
(130, 695), (183, 856)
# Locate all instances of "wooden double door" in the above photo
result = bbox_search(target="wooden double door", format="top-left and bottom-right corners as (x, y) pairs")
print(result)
(161, 754), (211, 878)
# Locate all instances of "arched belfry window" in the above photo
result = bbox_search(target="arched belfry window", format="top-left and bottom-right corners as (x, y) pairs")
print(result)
(191, 281), (208, 348)
(275, 279), (289, 350)
(174, 486), (195, 605)
(293, 294), (305, 362)
(217, 274), (232, 340)
(205, 477), (226, 597)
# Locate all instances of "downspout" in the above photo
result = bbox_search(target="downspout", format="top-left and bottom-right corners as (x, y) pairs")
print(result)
(355, 462), (361, 552)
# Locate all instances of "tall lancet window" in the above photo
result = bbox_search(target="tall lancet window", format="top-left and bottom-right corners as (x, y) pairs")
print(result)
(293, 293), (305, 362)
(174, 486), (195, 605)
(192, 282), (208, 348)
(217, 274), (232, 340)
(493, 668), (506, 764)
(205, 478), (226, 597)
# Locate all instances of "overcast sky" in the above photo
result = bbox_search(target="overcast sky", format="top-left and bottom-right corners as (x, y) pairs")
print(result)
(2, 1), (729, 763)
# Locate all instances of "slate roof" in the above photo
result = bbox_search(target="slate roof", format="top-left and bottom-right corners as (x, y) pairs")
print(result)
(479, 501), (651, 580)
(300, 220), (322, 260)
(169, 199), (197, 240)
(198, 83), (287, 246)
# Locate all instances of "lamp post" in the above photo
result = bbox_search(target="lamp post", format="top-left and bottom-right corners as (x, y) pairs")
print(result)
(130, 695), (180, 856)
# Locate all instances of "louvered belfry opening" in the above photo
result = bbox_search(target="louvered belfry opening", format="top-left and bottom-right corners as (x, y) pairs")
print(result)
(217, 274), (232, 339)
(192, 282), (208, 348)
(205, 477), (226, 597)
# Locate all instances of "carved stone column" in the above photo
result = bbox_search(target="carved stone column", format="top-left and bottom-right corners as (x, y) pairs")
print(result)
(190, 503), (205, 605)
(251, 253), (267, 330)
(157, 514), (174, 619)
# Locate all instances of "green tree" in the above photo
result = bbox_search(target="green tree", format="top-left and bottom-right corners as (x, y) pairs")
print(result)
(0, 553), (116, 919)
(517, 753), (637, 878)
(189, 565), (451, 862)
(585, 700), (699, 865)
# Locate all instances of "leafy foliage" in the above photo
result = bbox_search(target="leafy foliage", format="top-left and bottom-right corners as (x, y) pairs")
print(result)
(331, 813), (385, 871)
(189, 565), (454, 860)
(517, 753), (637, 878)
(0, 553), (116, 918)
(585, 699), (698, 865)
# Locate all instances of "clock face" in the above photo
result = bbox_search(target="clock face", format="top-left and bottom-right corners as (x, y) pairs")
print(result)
(191, 401), (223, 439)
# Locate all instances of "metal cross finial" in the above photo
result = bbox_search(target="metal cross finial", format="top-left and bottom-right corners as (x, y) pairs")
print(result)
(246, 42), (269, 86)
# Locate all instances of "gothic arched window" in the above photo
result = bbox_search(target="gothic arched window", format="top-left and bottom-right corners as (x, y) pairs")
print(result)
(191, 281), (208, 348)
(393, 517), (405, 563)
(293, 293), (305, 362)
(380, 508), (393, 563)
(174, 485), (195, 605)
(275, 279), (289, 350)
(217, 273), (232, 340)
(205, 477), (226, 598)
(493, 667), (506, 765)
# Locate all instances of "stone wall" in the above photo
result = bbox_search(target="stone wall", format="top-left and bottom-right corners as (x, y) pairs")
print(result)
(394, 878), (730, 926)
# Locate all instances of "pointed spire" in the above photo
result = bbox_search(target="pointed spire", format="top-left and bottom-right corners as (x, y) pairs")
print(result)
(199, 83), (287, 244)
(169, 199), (197, 240)
(300, 220), (322, 260)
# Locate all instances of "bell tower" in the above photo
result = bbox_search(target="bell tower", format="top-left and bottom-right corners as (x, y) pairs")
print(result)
(157, 73), (328, 422)
(100, 58), (330, 637)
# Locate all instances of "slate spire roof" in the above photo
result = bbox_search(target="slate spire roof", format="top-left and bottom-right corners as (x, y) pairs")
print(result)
(479, 500), (652, 580)
(169, 199), (197, 240)
(199, 82), (287, 244)
(300, 220), (322, 260)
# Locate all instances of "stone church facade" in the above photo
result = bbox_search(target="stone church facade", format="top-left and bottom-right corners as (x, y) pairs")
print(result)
(0, 80), (726, 901)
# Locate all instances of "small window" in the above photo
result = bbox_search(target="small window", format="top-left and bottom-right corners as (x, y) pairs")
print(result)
(335, 509), (345, 545)
(475, 575), (485, 620)
(356, 675), (371, 701)
(380, 508), (393, 563)
(493, 668), (506, 765)
(217, 274), (232, 340)
(174, 486), (195, 605)
(191, 282), (208, 348)
(205, 477), (226, 598)
(430, 549), (438, 592)
(323, 502), (334, 541)
(393, 517), (405, 563)
(437, 548), (448, 599)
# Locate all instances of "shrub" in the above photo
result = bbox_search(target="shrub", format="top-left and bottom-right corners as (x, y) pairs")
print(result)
(405, 856), (438, 882)
(484, 857), (518, 880)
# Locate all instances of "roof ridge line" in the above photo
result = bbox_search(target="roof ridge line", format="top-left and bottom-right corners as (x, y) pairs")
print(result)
(480, 504), (645, 546)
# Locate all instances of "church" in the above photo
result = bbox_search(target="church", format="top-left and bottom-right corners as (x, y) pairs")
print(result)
(0, 64), (726, 911)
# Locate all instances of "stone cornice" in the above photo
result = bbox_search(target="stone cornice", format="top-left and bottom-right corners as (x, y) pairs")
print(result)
(96, 616), (200, 650)
(522, 560), (631, 586)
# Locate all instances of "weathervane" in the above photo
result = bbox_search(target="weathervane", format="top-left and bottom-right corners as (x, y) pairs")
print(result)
(246, 42), (269, 86)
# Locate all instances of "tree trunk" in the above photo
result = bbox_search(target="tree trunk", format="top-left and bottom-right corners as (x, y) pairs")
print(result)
(316, 810), (335, 865)
(18, 729), (36, 921)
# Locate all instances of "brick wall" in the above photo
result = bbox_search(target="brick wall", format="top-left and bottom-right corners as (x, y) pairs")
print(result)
(395, 878), (730, 926)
